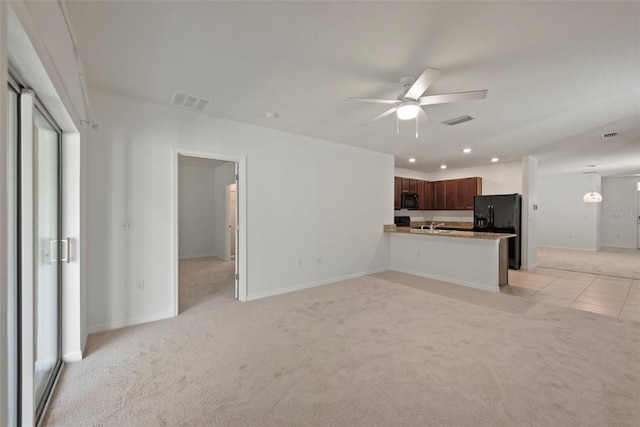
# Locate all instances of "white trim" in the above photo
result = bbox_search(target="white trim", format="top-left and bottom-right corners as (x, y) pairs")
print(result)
(520, 263), (538, 271)
(178, 253), (217, 260)
(246, 268), (388, 301)
(173, 148), (248, 315)
(599, 245), (639, 250)
(537, 245), (598, 252)
(61, 351), (82, 363)
(390, 267), (500, 293)
(87, 310), (174, 335)
(19, 89), (35, 427)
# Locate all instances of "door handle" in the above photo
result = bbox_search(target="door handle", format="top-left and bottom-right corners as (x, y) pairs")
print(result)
(60, 237), (71, 263)
(50, 240), (58, 263)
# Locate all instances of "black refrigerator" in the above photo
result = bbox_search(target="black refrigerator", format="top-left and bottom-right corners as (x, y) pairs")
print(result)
(473, 193), (522, 269)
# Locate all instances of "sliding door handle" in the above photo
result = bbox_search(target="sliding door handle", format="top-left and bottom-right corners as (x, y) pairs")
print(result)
(60, 237), (71, 263)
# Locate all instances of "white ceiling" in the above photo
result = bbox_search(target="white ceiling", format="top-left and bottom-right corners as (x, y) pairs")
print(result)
(66, 1), (640, 177)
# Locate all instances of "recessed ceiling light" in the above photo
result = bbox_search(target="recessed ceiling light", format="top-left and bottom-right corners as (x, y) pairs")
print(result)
(265, 111), (279, 119)
(440, 165), (447, 169)
(409, 158), (416, 163)
(463, 148), (472, 154)
(491, 158), (499, 162)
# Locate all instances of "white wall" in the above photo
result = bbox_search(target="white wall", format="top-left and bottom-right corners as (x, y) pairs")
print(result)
(178, 162), (217, 258)
(213, 162), (236, 259)
(538, 173), (602, 250)
(425, 160), (523, 194)
(394, 161), (523, 222)
(602, 176), (639, 249)
(86, 88), (393, 332)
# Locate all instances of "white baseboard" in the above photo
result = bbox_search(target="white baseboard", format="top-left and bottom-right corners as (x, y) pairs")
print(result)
(538, 245), (597, 252)
(246, 268), (389, 301)
(390, 267), (500, 293)
(520, 262), (538, 271)
(88, 310), (175, 334)
(62, 350), (83, 363)
(601, 245), (639, 250)
(178, 253), (216, 260)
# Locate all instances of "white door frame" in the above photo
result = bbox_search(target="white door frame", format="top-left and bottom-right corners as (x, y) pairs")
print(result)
(225, 183), (237, 262)
(172, 148), (248, 311)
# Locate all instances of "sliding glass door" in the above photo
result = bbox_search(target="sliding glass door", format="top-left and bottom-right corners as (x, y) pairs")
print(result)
(12, 83), (64, 425)
(32, 105), (63, 420)
(7, 81), (19, 427)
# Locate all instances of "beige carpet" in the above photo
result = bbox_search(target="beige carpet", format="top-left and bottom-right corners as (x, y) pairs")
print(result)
(538, 246), (640, 280)
(44, 262), (640, 426)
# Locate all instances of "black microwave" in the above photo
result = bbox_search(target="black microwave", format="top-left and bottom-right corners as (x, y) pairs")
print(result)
(401, 192), (419, 210)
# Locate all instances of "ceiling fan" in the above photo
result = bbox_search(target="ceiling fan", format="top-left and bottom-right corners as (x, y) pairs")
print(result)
(349, 67), (488, 137)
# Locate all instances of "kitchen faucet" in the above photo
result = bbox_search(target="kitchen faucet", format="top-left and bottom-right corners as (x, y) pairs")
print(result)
(430, 222), (445, 232)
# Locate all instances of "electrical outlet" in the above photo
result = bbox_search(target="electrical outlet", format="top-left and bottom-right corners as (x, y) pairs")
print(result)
(316, 258), (322, 266)
(417, 251), (421, 258)
(136, 279), (144, 290)
(120, 219), (134, 231)
(297, 259), (303, 268)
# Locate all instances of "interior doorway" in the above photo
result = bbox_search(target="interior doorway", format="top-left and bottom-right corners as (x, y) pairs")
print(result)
(173, 149), (247, 316)
(226, 183), (237, 261)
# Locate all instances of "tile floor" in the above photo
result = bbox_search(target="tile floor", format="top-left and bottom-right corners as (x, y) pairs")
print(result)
(503, 267), (640, 322)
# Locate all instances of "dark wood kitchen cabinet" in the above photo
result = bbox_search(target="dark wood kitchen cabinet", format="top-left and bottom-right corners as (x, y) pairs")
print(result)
(409, 179), (418, 193)
(393, 176), (480, 210)
(463, 177), (483, 209)
(423, 181), (434, 210)
(444, 180), (462, 210)
(394, 176), (402, 209)
(433, 181), (446, 209)
(416, 180), (425, 209)
(401, 178), (410, 193)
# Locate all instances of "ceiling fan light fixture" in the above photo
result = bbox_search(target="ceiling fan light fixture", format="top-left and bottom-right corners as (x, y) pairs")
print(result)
(396, 100), (420, 120)
(583, 191), (603, 203)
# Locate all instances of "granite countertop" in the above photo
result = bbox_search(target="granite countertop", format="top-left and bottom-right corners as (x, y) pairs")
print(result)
(408, 221), (474, 230)
(385, 225), (516, 240)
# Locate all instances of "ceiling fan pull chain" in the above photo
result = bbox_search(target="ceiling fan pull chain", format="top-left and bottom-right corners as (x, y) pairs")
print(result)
(415, 114), (419, 138)
(396, 115), (399, 135)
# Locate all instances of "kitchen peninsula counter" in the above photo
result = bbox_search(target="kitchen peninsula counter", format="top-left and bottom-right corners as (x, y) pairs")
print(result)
(391, 226), (516, 240)
(385, 225), (515, 292)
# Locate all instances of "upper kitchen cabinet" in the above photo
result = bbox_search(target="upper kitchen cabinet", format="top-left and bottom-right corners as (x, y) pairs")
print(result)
(393, 176), (481, 211)
(422, 181), (434, 210)
(444, 177), (482, 210)
(409, 179), (418, 193)
(401, 177), (410, 193)
(394, 176), (402, 209)
(434, 181), (446, 209)
(463, 177), (483, 209)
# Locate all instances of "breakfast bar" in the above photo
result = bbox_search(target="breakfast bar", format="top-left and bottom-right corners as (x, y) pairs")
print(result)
(385, 225), (516, 292)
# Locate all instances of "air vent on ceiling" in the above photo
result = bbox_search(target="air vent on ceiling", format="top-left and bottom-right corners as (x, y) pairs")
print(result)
(442, 115), (474, 126)
(170, 91), (212, 112)
(601, 132), (618, 139)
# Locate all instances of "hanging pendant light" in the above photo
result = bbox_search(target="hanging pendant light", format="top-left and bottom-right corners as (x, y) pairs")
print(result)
(583, 165), (602, 203)
(583, 191), (603, 203)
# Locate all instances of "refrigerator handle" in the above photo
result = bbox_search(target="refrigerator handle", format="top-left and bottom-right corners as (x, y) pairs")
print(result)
(490, 205), (494, 225)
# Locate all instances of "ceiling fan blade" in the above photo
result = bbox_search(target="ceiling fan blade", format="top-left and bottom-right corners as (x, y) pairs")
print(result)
(405, 68), (442, 100)
(361, 107), (397, 126)
(419, 90), (488, 106)
(348, 97), (399, 104)
(419, 107), (431, 122)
